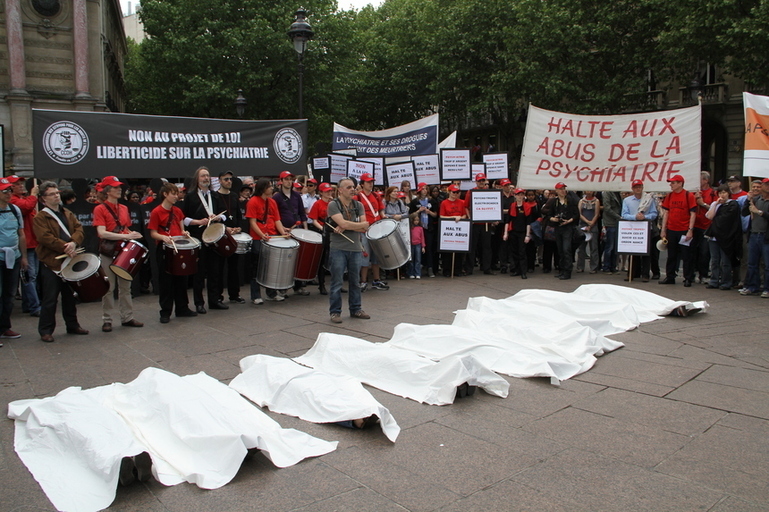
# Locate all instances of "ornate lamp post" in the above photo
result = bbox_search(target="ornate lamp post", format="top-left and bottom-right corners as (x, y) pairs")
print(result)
(234, 89), (247, 118)
(287, 8), (314, 119)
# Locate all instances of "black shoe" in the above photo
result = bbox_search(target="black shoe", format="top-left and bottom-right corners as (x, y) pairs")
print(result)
(511, 271), (521, 276)
(230, 297), (246, 304)
(651, 274), (660, 280)
(554, 273), (563, 279)
(521, 274), (527, 279)
(176, 309), (198, 317)
(196, 305), (207, 314)
(683, 280), (692, 287)
(543, 269), (551, 274)
(160, 315), (170, 324)
(500, 267), (507, 274)
(705, 284), (718, 289)
(209, 301), (229, 310)
(483, 270), (496, 275)
(559, 274), (571, 280)
(659, 278), (675, 285)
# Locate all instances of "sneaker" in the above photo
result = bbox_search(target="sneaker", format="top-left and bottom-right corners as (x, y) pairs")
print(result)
(739, 288), (758, 296)
(416, 275), (421, 279)
(330, 313), (342, 324)
(372, 280), (389, 290)
(266, 295), (285, 302)
(277, 290), (288, 298)
(409, 275), (416, 279)
(351, 310), (371, 319)
(0, 329), (21, 339)
(428, 270), (435, 278)
(294, 288), (310, 296)
(360, 282), (368, 292)
(761, 291), (769, 299)
(252, 298), (264, 305)
(230, 297), (246, 304)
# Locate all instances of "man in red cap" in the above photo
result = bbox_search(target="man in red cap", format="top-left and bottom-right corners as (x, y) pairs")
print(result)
(542, 182), (579, 280)
(303, 178), (319, 229)
(659, 175), (697, 286)
(464, 173), (495, 275)
(497, 178), (514, 273)
(0, 178), (28, 342)
(274, 170), (310, 296)
(308, 182), (333, 294)
(93, 176), (144, 332)
(439, 184), (467, 276)
(8, 176), (41, 316)
(355, 173), (388, 291)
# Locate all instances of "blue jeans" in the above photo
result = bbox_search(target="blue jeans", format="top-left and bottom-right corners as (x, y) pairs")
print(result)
(329, 249), (362, 315)
(744, 232), (769, 292)
(602, 226), (617, 272)
(21, 249), (40, 313)
(409, 245), (422, 277)
(708, 240), (732, 288)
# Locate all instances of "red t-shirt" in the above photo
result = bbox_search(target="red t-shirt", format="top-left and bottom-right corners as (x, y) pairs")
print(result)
(661, 189), (697, 231)
(308, 199), (329, 228)
(148, 205), (184, 237)
(694, 187), (718, 229)
(440, 198), (466, 217)
(10, 193), (38, 248)
(246, 196), (280, 239)
(355, 191), (383, 224)
(93, 201), (132, 235)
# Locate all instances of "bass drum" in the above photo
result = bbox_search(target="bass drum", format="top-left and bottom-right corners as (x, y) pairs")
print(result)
(232, 233), (252, 254)
(109, 240), (148, 281)
(163, 236), (200, 276)
(60, 253), (110, 302)
(291, 228), (324, 281)
(256, 238), (298, 290)
(202, 222), (237, 257)
(366, 218), (410, 270)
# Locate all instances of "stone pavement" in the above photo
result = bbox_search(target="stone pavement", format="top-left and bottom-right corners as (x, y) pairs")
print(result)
(1, 270), (768, 512)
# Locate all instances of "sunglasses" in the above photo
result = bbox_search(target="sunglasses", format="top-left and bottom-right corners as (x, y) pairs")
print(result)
(220, 177), (232, 181)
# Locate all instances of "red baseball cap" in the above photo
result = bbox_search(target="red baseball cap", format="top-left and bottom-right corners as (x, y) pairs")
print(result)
(318, 183), (333, 192)
(6, 175), (25, 183)
(293, 182), (303, 190)
(555, 182), (567, 189)
(307, 178), (318, 185)
(475, 173), (487, 182)
(448, 184), (460, 192)
(397, 191), (406, 198)
(279, 171), (294, 179)
(762, 178), (769, 184)
(99, 176), (124, 188)
(513, 188), (525, 194)
(359, 173), (374, 182)
(0, 178), (13, 191)
(417, 182), (428, 192)
(631, 179), (644, 187)
(667, 175), (685, 183)
(499, 179), (511, 187)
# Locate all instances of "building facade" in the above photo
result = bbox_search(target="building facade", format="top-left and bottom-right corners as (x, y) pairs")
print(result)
(1, 0), (127, 175)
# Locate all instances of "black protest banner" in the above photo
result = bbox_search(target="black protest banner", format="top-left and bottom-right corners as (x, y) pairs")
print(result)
(33, 109), (308, 179)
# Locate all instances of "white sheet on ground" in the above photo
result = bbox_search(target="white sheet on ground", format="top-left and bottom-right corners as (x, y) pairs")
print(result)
(230, 355), (401, 442)
(572, 284), (708, 317)
(8, 367), (337, 512)
(294, 333), (510, 406)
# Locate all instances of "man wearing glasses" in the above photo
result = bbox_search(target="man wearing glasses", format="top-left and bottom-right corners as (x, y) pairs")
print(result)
(32, 182), (89, 342)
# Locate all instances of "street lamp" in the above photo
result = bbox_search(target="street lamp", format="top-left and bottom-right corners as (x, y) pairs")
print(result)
(234, 89), (247, 118)
(287, 8), (314, 119)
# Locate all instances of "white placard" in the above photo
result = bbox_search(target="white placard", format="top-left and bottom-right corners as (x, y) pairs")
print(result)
(312, 157), (330, 170)
(467, 190), (503, 222)
(347, 159), (374, 183)
(329, 153), (352, 184)
(617, 220), (651, 255)
(440, 149), (471, 181)
(412, 154), (440, 185)
(483, 152), (508, 180)
(439, 219), (472, 252)
(471, 163), (486, 179)
(386, 161), (416, 189)
(357, 157), (385, 186)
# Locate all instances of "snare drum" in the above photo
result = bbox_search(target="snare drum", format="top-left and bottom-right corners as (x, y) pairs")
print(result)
(60, 253), (110, 302)
(233, 233), (252, 254)
(163, 236), (200, 276)
(366, 218), (411, 270)
(291, 228), (324, 281)
(202, 222), (237, 257)
(256, 237), (299, 289)
(109, 240), (148, 281)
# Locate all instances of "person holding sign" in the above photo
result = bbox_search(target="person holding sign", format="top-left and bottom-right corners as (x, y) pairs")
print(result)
(543, 183), (579, 280)
(440, 184), (467, 277)
(621, 180), (658, 282)
(659, 175), (698, 287)
(464, 173), (495, 275)
(704, 184), (741, 290)
(502, 189), (534, 279)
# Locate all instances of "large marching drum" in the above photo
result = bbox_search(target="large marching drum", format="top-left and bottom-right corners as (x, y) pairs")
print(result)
(256, 237), (298, 289)
(365, 218), (410, 270)
(202, 222), (237, 257)
(290, 228), (324, 281)
(163, 236), (200, 276)
(60, 253), (110, 302)
(109, 240), (148, 281)
(232, 233), (252, 254)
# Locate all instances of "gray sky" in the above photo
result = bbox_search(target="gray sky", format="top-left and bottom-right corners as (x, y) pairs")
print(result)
(120, 0), (383, 17)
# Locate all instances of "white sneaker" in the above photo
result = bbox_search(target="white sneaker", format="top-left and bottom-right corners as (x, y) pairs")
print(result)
(761, 291), (769, 299)
(409, 275), (416, 279)
(360, 282), (368, 292)
(266, 295), (285, 302)
(252, 298), (264, 305)
(416, 275), (421, 279)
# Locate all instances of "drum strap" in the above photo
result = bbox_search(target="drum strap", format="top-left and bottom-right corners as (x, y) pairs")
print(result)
(358, 192), (380, 220)
(164, 209), (175, 234)
(102, 201), (125, 233)
(42, 207), (72, 240)
(198, 190), (213, 217)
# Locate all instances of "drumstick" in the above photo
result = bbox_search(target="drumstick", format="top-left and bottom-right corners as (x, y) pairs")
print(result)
(207, 211), (227, 227)
(55, 247), (85, 259)
(170, 238), (178, 254)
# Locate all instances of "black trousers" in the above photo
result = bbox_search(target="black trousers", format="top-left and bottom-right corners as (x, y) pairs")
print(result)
(192, 242), (222, 306)
(156, 245), (192, 317)
(465, 224), (492, 273)
(38, 265), (80, 336)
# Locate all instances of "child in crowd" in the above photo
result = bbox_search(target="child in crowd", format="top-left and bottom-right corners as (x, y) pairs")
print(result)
(409, 213), (426, 279)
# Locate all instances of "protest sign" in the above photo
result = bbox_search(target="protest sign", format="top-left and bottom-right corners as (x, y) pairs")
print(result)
(440, 149), (471, 181)
(332, 115), (438, 158)
(743, 92), (769, 178)
(311, 156), (330, 184)
(467, 190), (503, 222)
(357, 157), (385, 186)
(439, 219), (472, 252)
(483, 153), (508, 181)
(617, 220), (651, 255)
(386, 161), (416, 189)
(329, 153), (352, 184)
(518, 104), (701, 191)
(471, 163), (487, 178)
(412, 154), (440, 184)
(348, 159), (374, 183)
(33, 109), (308, 179)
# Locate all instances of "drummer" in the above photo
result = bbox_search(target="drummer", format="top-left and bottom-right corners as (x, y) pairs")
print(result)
(273, 170), (310, 297)
(308, 182), (334, 295)
(148, 182), (198, 323)
(32, 181), (89, 342)
(246, 177), (288, 304)
(214, 170), (246, 305)
(93, 176), (144, 332)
